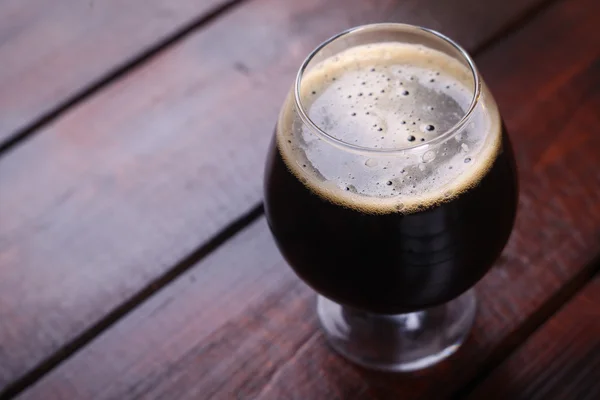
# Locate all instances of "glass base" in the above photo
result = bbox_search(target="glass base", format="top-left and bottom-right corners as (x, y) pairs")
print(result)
(317, 289), (476, 372)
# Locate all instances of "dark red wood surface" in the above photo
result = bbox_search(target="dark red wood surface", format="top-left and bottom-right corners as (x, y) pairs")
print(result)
(1, 0), (599, 398)
(0, 0), (239, 146)
(468, 276), (600, 400)
(14, 0), (600, 397)
(0, 0), (548, 394)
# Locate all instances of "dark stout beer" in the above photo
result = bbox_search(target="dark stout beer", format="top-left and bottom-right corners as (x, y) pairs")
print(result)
(264, 42), (518, 314)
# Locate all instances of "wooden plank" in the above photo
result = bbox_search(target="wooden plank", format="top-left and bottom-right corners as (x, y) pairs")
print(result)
(468, 276), (600, 400)
(0, 0), (241, 146)
(0, 0), (555, 394)
(18, 218), (313, 400)
(15, 0), (600, 398)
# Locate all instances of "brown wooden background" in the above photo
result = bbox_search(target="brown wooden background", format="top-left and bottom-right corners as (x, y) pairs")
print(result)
(0, 0), (599, 399)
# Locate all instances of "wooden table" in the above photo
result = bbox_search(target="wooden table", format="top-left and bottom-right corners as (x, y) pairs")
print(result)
(0, 0), (599, 399)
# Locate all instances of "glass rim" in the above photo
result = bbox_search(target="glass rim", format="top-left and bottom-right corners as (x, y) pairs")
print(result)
(293, 23), (482, 156)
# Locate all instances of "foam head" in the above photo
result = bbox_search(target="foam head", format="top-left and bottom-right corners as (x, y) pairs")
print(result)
(277, 42), (501, 214)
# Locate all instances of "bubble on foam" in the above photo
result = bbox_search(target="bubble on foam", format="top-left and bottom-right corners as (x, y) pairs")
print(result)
(422, 151), (436, 163)
(365, 158), (378, 167)
(277, 42), (502, 215)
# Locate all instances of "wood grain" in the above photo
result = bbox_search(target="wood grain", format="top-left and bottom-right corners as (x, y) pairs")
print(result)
(0, 0), (546, 393)
(15, 0), (600, 398)
(0, 0), (241, 146)
(467, 276), (600, 400)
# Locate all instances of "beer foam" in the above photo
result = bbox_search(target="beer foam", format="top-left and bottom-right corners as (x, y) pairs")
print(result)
(277, 42), (502, 214)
